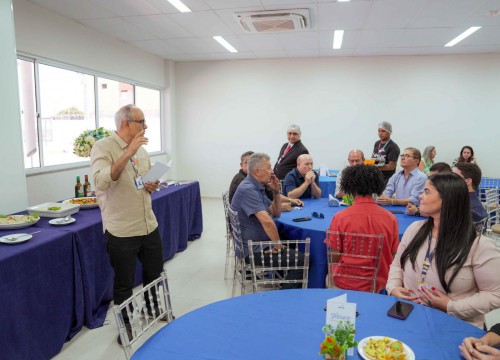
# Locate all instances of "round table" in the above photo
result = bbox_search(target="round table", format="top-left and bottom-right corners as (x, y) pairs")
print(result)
(132, 289), (484, 360)
(275, 198), (424, 288)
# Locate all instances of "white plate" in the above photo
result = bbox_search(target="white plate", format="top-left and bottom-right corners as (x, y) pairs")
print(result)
(27, 202), (80, 218)
(357, 336), (415, 360)
(62, 197), (99, 209)
(0, 215), (40, 230)
(0, 233), (33, 244)
(49, 217), (76, 226)
(339, 201), (348, 206)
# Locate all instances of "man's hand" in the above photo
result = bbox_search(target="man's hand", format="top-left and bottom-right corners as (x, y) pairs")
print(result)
(305, 170), (316, 184)
(376, 194), (393, 206)
(290, 198), (304, 207)
(281, 202), (292, 212)
(144, 180), (160, 194)
(268, 174), (281, 194)
(127, 130), (149, 156)
(406, 203), (418, 215)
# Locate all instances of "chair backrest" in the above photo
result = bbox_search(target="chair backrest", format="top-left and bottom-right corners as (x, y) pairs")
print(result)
(113, 272), (174, 359)
(325, 230), (384, 293)
(247, 238), (311, 291)
(222, 191), (232, 240)
(484, 188), (499, 229)
(227, 205), (245, 259)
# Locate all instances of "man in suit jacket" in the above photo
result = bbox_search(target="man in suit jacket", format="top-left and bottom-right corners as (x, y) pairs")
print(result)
(273, 124), (309, 180)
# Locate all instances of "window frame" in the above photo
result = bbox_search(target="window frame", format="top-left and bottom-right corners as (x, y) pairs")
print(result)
(17, 54), (165, 176)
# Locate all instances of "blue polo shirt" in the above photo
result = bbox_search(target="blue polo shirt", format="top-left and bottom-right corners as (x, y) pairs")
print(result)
(283, 168), (320, 199)
(231, 174), (272, 257)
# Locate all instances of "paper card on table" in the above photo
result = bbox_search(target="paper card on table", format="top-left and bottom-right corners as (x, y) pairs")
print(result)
(326, 294), (356, 328)
(143, 162), (170, 183)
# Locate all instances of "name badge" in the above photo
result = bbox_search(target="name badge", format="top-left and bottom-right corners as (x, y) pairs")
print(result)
(134, 175), (144, 190)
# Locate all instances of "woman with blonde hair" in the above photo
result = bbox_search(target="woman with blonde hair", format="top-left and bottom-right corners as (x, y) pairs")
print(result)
(418, 146), (436, 175)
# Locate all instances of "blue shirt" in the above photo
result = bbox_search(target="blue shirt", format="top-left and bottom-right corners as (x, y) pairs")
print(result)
(470, 191), (487, 222)
(383, 167), (427, 206)
(231, 175), (272, 257)
(283, 168), (320, 199)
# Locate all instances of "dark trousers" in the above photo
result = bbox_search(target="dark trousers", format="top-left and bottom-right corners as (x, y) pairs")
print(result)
(106, 227), (164, 308)
(247, 249), (305, 289)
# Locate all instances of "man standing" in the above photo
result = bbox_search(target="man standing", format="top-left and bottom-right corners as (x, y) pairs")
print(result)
(335, 149), (365, 199)
(372, 121), (400, 183)
(377, 147), (427, 206)
(284, 154), (322, 199)
(91, 104), (165, 343)
(273, 124), (309, 180)
(229, 151), (303, 209)
(452, 162), (487, 222)
(231, 153), (305, 288)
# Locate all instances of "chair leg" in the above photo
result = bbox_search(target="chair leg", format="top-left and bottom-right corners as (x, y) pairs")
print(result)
(224, 239), (230, 280)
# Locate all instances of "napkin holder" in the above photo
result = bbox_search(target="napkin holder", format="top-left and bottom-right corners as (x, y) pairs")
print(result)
(329, 195), (340, 207)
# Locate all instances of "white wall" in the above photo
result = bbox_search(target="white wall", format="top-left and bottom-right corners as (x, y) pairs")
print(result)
(0, 0), (28, 214)
(174, 55), (500, 198)
(10, 0), (172, 206)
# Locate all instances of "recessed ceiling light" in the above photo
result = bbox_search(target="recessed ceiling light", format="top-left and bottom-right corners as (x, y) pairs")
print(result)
(213, 36), (238, 53)
(333, 30), (344, 49)
(167, 0), (191, 13)
(445, 26), (481, 47)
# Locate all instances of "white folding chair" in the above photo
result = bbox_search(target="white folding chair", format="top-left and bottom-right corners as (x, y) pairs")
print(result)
(325, 230), (384, 293)
(247, 238), (310, 293)
(113, 272), (174, 359)
(222, 191), (234, 279)
(484, 188), (499, 230)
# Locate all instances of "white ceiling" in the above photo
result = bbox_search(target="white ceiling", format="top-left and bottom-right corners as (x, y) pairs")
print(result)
(26, 0), (500, 62)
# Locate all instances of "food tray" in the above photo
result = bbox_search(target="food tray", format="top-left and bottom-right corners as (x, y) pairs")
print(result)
(27, 202), (80, 218)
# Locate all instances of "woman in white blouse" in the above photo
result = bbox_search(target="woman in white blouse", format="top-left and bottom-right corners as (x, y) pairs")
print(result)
(386, 172), (500, 328)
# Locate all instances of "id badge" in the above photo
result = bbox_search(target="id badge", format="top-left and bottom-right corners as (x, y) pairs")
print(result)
(134, 175), (144, 190)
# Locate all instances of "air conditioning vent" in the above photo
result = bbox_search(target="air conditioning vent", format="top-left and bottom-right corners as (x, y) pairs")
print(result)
(234, 9), (310, 33)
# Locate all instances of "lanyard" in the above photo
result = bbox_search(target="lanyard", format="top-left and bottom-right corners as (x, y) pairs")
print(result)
(377, 138), (391, 153)
(129, 156), (139, 176)
(418, 233), (436, 285)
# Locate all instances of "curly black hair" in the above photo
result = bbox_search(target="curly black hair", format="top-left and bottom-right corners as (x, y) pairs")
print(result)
(340, 164), (385, 196)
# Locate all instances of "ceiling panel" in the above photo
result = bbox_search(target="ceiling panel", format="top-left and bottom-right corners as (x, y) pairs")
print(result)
(78, 18), (157, 41)
(125, 14), (195, 39)
(145, 0), (212, 13)
(205, 0), (262, 10)
(168, 10), (236, 36)
(89, 0), (161, 17)
(238, 33), (284, 51)
(29, 0), (115, 20)
(317, 1), (372, 30)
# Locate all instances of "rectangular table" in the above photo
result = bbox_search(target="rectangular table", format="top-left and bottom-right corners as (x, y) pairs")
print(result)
(0, 182), (203, 359)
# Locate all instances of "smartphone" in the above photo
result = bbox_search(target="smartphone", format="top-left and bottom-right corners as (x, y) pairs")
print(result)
(389, 210), (405, 214)
(292, 217), (312, 222)
(387, 301), (414, 320)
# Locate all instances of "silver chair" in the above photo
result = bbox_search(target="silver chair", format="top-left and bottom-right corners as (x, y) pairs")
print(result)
(484, 188), (499, 230)
(222, 191), (234, 279)
(325, 230), (384, 293)
(227, 205), (252, 296)
(113, 272), (174, 359)
(247, 238), (310, 293)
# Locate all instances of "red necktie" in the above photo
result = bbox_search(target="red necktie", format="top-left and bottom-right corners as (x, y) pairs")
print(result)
(282, 144), (291, 157)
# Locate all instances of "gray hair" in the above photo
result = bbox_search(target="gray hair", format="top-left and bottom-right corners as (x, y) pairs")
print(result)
(114, 104), (139, 130)
(248, 153), (270, 175)
(348, 149), (365, 161)
(287, 124), (301, 134)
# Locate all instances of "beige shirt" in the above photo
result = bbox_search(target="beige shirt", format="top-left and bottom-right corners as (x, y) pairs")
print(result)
(90, 132), (158, 237)
(387, 220), (500, 328)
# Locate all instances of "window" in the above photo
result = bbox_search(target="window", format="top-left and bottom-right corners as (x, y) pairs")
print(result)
(17, 57), (164, 170)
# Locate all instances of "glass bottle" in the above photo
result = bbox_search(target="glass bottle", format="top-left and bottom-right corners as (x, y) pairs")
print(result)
(75, 176), (83, 198)
(83, 175), (92, 197)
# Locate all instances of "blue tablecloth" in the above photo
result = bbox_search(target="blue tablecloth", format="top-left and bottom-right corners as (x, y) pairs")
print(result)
(0, 229), (77, 360)
(275, 198), (423, 288)
(0, 182), (203, 359)
(132, 289), (484, 360)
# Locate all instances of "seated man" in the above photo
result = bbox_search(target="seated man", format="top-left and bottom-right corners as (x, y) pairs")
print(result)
(273, 124), (309, 180)
(231, 153), (305, 289)
(229, 150), (303, 209)
(284, 154), (322, 199)
(406, 162), (452, 216)
(335, 149), (365, 199)
(325, 164), (399, 293)
(377, 147), (427, 206)
(452, 162), (487, 222)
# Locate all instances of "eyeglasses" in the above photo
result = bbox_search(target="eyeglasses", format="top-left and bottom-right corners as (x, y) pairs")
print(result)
(400, 154), (417, 159)
(312, 212), (324, 219)
(128, 119), (146, 126)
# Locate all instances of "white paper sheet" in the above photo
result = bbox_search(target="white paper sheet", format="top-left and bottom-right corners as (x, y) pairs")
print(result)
(143, 162), (171, 183)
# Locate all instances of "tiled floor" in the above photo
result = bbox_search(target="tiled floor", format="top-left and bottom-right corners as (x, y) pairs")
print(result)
(53, 197), (500, 359)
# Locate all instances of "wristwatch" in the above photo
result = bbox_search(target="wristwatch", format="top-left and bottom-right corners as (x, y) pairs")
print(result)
(415, 207), (420, 217)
